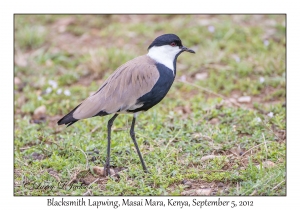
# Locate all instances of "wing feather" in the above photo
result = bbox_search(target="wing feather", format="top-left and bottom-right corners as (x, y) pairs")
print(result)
(73, 55), (159, 119)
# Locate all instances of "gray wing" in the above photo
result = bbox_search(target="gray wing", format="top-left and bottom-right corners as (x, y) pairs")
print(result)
(73, 55), (159, 119)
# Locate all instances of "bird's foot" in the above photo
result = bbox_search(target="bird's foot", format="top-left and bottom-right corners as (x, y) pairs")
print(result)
(104, 164), (111, 176)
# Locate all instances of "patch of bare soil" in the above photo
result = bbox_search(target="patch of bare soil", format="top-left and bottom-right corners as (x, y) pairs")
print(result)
(49, 18), (105, 53)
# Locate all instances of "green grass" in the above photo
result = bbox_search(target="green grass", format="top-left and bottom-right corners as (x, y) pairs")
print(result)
(14, 14), (286, 196)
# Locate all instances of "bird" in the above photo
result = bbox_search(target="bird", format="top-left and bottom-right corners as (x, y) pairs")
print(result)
(58, 33), (195, 176)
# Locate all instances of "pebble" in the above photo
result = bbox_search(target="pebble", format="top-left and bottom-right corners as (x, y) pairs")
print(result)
(237, 96), (251, 103)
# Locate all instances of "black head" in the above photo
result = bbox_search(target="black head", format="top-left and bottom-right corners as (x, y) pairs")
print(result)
(148, 34), (182, 49)
(148, 33), (195, 53)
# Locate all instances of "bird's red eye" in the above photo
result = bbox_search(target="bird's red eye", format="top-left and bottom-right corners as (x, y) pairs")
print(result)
(170, 42), (176, 46)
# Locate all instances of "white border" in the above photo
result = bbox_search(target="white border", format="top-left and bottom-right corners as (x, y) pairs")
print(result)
(3, 0), (298, 209)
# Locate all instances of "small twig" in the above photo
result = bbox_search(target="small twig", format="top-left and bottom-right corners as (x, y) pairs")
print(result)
(66, 169), (83, 187)
(40, 147), (51, 154)
(226, 154), (234, 158)
(48, 172), (61, 181)
(165, 147), (176, 159)
(87, 178), (100, 188)
(178, 80), (242, 108)
(193, 133), (213, 141)
(262, 122), (282, 141)
(239, 159), (247, 168)
(241, 141), (272, 157)
(271, 180), (285, 191)
(15, 158), (28, 166)
(194, 165), (227, 173)
(19, 146), (31, 151)
(135, 131), (149, 139)
(165, 129), (181, 149)
(250, 190), (257, 196)
(202, 134), (213, 141)
(198, 169), (227, 172)
(76, 147), (89, 170)
(66, 168), (72, 178)
(91, 125), (101, 133)
(47, 140), (64, 150)
(262, 133), (269, 158)
(82, 189), (92, 196)
(229, 149), (239, 157)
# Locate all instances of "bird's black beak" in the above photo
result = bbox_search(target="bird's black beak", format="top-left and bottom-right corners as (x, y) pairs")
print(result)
(181, 46), (195, 53)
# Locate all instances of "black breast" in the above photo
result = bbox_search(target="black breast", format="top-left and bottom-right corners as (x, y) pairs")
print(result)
(128, 63), (175, 113)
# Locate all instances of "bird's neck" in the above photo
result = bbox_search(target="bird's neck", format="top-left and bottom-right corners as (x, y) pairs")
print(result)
(147, 46), (180, 74)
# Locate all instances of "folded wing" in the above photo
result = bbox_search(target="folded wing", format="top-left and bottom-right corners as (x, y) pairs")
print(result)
(72, 55), (159, 119)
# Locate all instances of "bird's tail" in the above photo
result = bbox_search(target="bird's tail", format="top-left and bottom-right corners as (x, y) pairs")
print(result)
(57, 104), (81, 127)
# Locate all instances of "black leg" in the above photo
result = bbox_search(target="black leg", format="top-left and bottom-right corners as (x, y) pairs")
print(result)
(130, 115), (148, 173)
(104, 114), (118, 176)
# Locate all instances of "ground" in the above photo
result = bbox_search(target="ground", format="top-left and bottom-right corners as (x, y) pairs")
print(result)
(14, 14), (286, 196)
